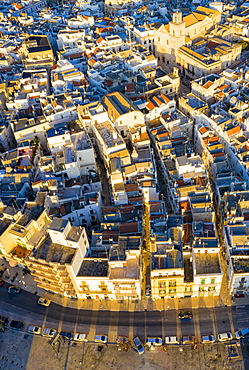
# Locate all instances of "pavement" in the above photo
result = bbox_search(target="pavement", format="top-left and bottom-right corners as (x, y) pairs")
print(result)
(1, 257), (249, 313)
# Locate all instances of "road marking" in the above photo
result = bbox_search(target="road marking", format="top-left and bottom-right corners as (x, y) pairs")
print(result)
(57, 297), (68, 333)
(128, 312), (134, 339)
(237, 318), (249, 322)
(227, 306), (236, 336)
(88, 308), (98, 341)
(209, 307), (218, 340)
(108, 313), (119, 343)
(193, 309), (201, 343)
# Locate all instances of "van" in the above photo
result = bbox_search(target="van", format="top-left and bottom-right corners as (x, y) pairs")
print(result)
(235, 327), (249, 339)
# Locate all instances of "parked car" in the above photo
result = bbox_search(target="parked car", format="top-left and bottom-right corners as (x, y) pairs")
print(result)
(182, 336), (195, 344)
(94, 335), (108, 343)
(0, 279), (4, 286)
(218, 332), (233, 342)
(165, 336), (179, 344)
(60, 331), (73, 340)
(42, 328), (56, 338)
(234, 293), (244, 298)
(235, 328), (249, 339)
(10, 320), (24, 330)
(146, 337), (163, 346)
(74, 333), (88, 342)
(133, 336), (145, 354)
(8, 286), (21, 295)
(28, 325), (41, 335)
(38, 298), (51, 307)
(178, 311), (193, 320)
(201, 335), (215, 344)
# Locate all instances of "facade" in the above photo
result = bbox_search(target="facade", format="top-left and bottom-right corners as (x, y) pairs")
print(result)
(155, 8), (221, 67)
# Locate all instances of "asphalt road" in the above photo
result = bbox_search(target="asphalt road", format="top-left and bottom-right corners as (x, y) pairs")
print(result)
(1, 284), (249, 343)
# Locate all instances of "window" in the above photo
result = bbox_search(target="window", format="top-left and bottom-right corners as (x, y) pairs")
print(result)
(211, 278), (215, 284)
(169, 288), (176, 294)
(134, 115), (137, 120)
(169, 281), (176, 287)
(201, 279), (205, 285)
(162, 56), (165, 63)
(158, 37), (160, 42)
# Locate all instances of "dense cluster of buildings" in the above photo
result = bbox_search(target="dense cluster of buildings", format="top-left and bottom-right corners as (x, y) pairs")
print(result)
(0, 0), (248, 301)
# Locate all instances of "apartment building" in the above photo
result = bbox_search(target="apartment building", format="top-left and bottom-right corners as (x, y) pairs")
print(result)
(22, 35), (55, 69)
(25, 218), (89, 296)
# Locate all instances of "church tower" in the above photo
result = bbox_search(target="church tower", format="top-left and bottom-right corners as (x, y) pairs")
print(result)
(169, 11), (186, 40)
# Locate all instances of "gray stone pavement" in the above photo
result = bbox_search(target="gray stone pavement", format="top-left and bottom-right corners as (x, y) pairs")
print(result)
(1, 258), (249, 312)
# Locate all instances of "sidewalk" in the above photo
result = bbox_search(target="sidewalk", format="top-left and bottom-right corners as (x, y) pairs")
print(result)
(1, 258), (249, 312)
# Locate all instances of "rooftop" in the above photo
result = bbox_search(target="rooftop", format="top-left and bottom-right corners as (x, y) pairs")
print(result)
(195, 252), (221, 275)
(49, 217), (68, 232)
(31, 237), (76, 264)
(77, 259), (108, 277)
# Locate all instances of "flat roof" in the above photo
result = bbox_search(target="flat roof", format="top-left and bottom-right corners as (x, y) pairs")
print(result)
(77, 259), (108, 277)
(195, 252), (221, 275)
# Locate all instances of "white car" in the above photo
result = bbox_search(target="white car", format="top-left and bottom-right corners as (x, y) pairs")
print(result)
(42, 328), (56, 338)
(165, 336), (179, 344)
(218, 332), (233, 342)
(94, 335), (108, 343)
(201, 335), (215, 344)
(146, 337), (163, 346)
(74, 333), (88, 342)
(28, 325), (41, 335)
(235, 328), (249, 339)
(38, 298), (51, 307)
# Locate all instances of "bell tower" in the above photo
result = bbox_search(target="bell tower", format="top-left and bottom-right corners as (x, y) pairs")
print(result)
(169, 11), (186, 39)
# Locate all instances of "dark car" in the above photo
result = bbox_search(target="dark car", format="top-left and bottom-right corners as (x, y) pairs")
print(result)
(10, 320), (24, 330)
(60, 331), (73, 340)
(234, 293), (244, 298)
(8, 286), (21, 295)
(178, 311), (193, 320)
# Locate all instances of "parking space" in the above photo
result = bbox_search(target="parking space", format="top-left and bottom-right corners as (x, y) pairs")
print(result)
(180, 317), (195, 337)
(146, 311), (163, 338)
(117, 311), (131, 337)
(215, 307), (232, 337)
(164, 310), (178, 338)
(232, 305), (249, 332)
(133, 311), (146, 342)
(95, 309), (110, 337)
(199, 309), (215, 338)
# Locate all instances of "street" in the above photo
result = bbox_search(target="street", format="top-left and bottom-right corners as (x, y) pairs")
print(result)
(1, 283), (249, 345)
